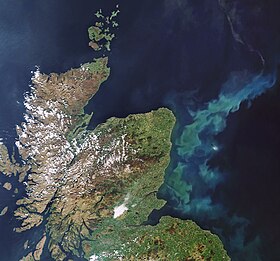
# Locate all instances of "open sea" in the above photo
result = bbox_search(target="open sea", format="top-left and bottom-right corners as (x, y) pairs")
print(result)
(0, 0), (280, 260)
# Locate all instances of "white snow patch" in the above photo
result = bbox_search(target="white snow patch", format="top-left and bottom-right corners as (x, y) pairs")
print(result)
(89, 254), (99, 261)
(113, 204), (128, 219)
(33, 66), (41, 79)
(113, 195), (129, 218)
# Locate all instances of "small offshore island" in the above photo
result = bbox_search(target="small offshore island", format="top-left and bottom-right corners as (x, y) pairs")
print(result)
(0, 7), (229, 261)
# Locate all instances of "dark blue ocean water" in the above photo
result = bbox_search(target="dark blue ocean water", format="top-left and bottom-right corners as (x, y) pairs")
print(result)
(209, 78), (280, 260)
(0, 0), (280, 260)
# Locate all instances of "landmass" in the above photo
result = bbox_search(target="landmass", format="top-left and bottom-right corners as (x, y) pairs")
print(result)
(0, 7), (229, 261)
(88, 6), (119, 51)
(0, 206), (8, 216)
(3, 182), (12, 190)
(87, 216), (229, 260)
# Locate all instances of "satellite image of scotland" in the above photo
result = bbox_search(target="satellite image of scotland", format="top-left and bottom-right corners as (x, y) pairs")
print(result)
(0, 1), (280, 261)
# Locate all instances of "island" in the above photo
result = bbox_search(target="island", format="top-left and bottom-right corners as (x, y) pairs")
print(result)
(0, 206), (8, 216)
